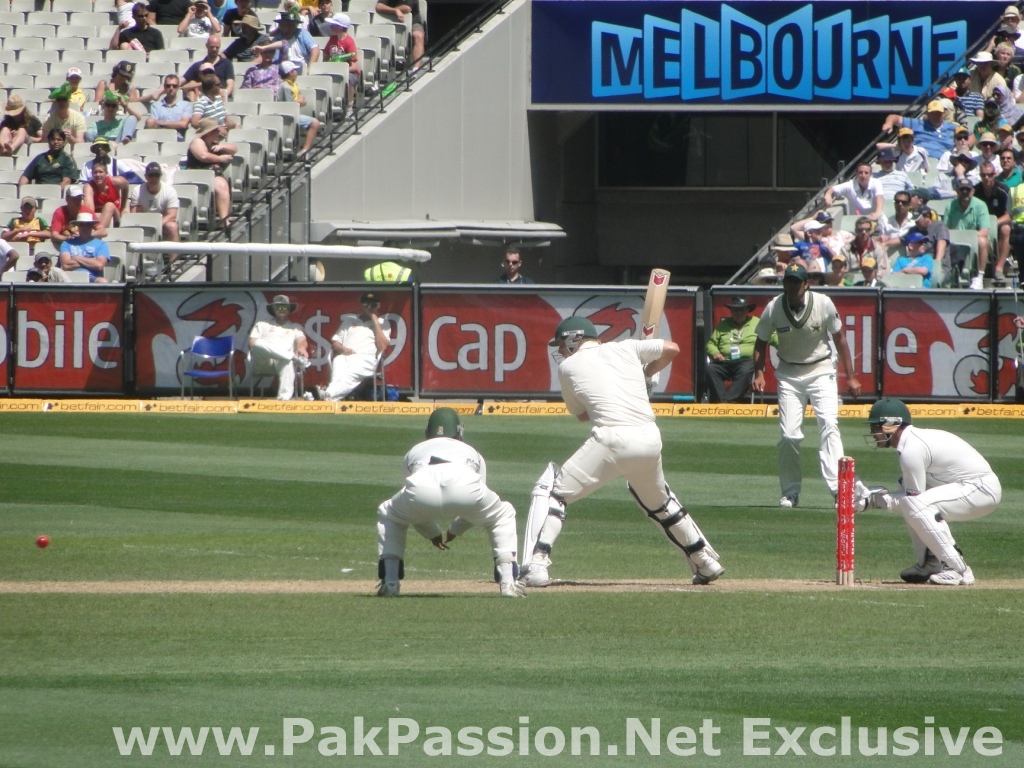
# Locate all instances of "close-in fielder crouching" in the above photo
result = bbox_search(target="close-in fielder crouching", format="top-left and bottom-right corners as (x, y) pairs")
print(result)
(376, 408), (524, 598)
(857, 398), (1001, 585)
(520, 316), (723, 587)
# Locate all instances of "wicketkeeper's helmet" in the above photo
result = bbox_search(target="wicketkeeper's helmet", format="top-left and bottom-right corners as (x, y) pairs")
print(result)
(549, 316), (598, 355)
(867, 398), (911, 446)
(426, 407), (464, 440)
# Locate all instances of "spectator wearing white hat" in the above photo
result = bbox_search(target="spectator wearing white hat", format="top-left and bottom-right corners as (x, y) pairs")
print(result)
(50, 184), (105, 249)
(323, 13), (360, 104)
(968, 51), (1008, 103)
(278, 61), (321, 157)
(58, 212), (111, 283)
(65, 68), (89, 111)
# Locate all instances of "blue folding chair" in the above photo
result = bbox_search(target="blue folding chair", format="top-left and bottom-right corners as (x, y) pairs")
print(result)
(179, 336), (239, 399)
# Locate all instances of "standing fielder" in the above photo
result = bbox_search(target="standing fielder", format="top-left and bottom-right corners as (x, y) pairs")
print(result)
(317, 292), (390, 401)
(376, 408), (525, 598)
(752, 263), (862, 507)
(248, 294), (310, 401)
(520, 316), (724, 588)
(857, 398), (1001, 585)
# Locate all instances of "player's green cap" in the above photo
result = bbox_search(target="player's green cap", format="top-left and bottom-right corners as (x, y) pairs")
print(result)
(868, 398), (912, 427)
(783, 263), (808, 282)
(426, 407), (464, 440)
(549, 316), (598, 346)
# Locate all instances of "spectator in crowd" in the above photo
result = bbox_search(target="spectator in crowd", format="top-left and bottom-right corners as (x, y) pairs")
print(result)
(84, 157), (127, 231)
(2, 197), (51, 256)
(873, 148), (913, 198)
(225, 13), (270, 63)
(50, 185), (104, 248)
(149, 0), (193, 25)
(115, 0), (136, 29)
(31, 253), (69, 283)
(278, 61), (321, 157)
(804, 210), (851, 256)
(975, 130), (1001, 172)
(795, 221), (831, 272)
(316, 292), (391, 401)
(58, 212), (111, 283)
(25, 268), (43, 282)
(241, 47), (281, 91)
(186, 117), (237, 228)
(323, 13), (360, 105)
(0, 95), (43, 157)
(41, 87), (87, 150)
(825, 252), (851, 286)
(94, 61), (143, 117)
(130, 162), (181, 246)
(997, 147), (1022, 188)
(945, 67), (984, 121)
(892, 231), (935, 287)
(882, 101), (957, 161)
(974, 160), (1013, 284)
(0, 238), (17, 275)
(376, 0), (426, 68)
(945, 178), (992, 290)
(880, 191), (916, 249)
(79, 138), (135, 190)
(995, 42), (1022, 89)
(911, 205), (951, 269)
(142, 75), (193, 140)
(190, 73), (237, 133)
(210, 0), (237, 23)
(308, 0), (335, 36)
(934, 150), (979, 199)
(259, 11), (320, 74)
(992, 85), (1023, 129)
(64, 68), (89, 111)
(854, 256), (885, 287)
(840, 216), (888, 275)
(111, 3), (165, 53)
(183, 35), (236, 100)
(280, 0), (311, 27)
(969, 51), (1008, 103)
(179, 1), (222, 37)
(248, 294), (311, 401)
(19, 129), (77, 188)
(825, 161), (884, 219)
(223, 0), (257, 34)
(84, 93), (139, 146)
(989, 8), (1023, 52)
(496, 246), (533, 283)
(973, 100), (1003, 146)
(705, 296), (763, 403)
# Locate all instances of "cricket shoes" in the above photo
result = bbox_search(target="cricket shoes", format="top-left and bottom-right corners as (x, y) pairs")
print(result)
(499, 580), (527, 598)
(377, 580), (400, 597)
(691, 556), (725, 586)
(779, 495), (798, 509)
(900, 551), (943, 584)
(928, 566), (975, 586)
(520, 550), (552, 587)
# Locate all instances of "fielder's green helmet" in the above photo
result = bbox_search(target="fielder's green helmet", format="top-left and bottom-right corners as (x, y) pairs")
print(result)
(426, 407), (464, 440)
(549, 316), (598, 347)
(868, 398), (912, 428)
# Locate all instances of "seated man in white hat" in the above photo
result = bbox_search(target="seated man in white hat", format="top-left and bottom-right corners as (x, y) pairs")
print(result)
(248, 294), (310, 400)
(58, 212), (110, 283)
(316, 292), (390, 401)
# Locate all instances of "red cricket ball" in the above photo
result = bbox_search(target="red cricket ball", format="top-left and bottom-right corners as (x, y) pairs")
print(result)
(36, 536), (50, 549)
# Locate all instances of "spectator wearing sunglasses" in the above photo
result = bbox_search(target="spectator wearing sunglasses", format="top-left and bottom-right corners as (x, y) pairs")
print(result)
(973, 161), (1012, 285)
(840, 217), (889, 276)
(496, 246), (534, 284)
(880, 192), (917, 250)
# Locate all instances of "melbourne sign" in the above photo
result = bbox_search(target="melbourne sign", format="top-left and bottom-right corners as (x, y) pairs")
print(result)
(532, 1), (1005, 108)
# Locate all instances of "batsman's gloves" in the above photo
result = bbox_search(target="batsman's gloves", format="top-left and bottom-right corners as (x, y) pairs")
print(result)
(645, 372), (659, 397)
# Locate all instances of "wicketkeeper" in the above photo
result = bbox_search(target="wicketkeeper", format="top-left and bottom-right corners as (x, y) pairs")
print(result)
(519, 316), (724, 588)
(376, 408), (524, 598)
(856, 398), (1002, 585)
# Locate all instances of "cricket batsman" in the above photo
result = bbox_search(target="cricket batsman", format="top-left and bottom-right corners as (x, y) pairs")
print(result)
(376, 408), (525, 598)
(857, 398), (1002, 585)
(519, 316), (724, 588)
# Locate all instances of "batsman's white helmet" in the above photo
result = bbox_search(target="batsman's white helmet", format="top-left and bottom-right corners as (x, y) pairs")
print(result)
(549, 316), (598, 356)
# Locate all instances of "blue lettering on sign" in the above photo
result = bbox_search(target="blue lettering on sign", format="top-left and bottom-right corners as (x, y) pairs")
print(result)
(590, 3), (966, 101)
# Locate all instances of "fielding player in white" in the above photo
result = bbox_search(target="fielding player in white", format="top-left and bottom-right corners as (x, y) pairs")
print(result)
(376, 408), (525, 598)
(752, 263), (862, 507)
(317, 292), (390, 401)
(519, 316), (724, 588)
(248, 294), (310, 400)
(857, 398), (1001, 585)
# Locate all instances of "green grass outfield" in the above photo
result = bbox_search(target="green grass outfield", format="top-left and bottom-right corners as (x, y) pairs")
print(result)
(1, 413), (1022, 767)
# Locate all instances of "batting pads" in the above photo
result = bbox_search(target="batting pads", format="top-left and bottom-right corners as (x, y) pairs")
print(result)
(630, 486), (722, 580)
(521, 462), (563, 569)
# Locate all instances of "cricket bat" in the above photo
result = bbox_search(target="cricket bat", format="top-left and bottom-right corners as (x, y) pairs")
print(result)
(640, 269), (671, 340)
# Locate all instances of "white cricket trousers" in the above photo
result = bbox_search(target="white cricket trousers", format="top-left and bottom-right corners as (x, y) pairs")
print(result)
(554, 423), (669, 511)
(776, 368), (844, 498)
(250, 339), (297, 400)
(325, 351), (379, 400)
(377, 463), (517, 559)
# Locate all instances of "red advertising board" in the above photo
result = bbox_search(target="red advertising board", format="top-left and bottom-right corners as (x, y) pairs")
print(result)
(12, 288), (124, 393)
(708, 290), (880, 397)
(0, 289), (8, 393)
(420, 289), (696, 396)
(133, 286), (414, 394)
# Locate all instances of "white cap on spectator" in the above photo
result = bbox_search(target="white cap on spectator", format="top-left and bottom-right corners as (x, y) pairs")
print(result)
(66, 67), (83, 79)
(1004, 5), (1021, 19)
(66, 184), (85, 198)
(326, 13), (350, 29)
(280, 61), (299, 75)
(75, 212), (99, 225)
